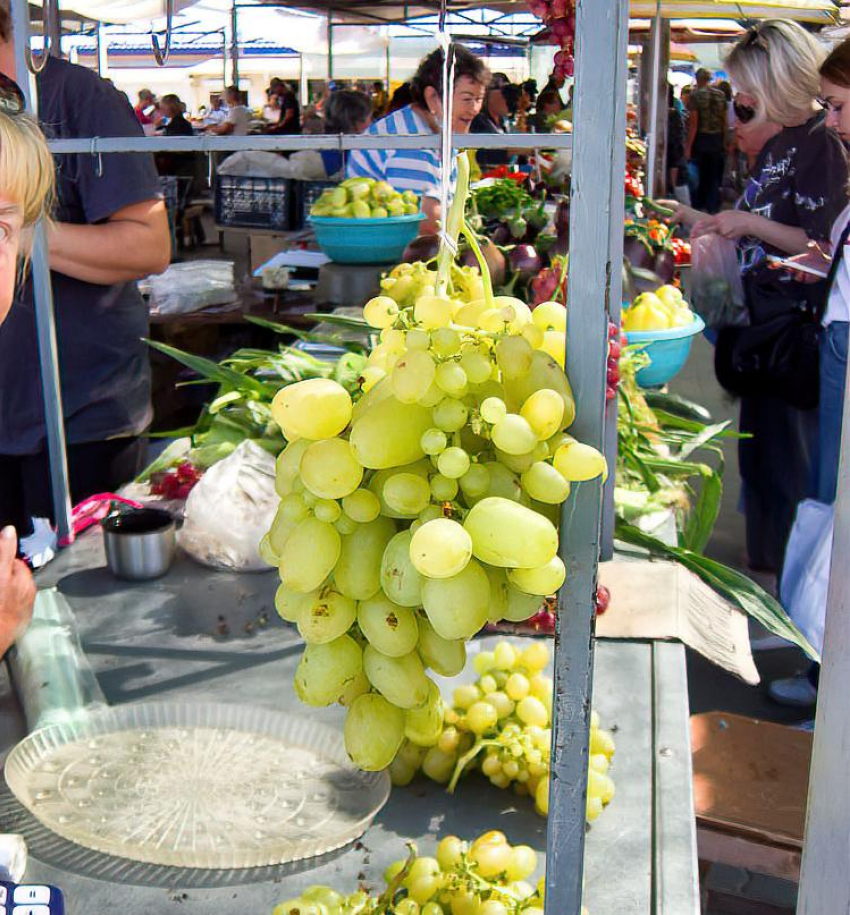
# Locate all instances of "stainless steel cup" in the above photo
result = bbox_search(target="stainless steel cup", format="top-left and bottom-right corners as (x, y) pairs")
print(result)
(102, 508), (176, 581)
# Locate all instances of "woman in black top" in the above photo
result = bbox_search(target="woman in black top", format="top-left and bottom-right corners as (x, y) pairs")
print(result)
(669, 20), (849, 575)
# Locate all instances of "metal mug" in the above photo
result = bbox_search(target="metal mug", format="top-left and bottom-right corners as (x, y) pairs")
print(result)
(102, 508), (176, 581)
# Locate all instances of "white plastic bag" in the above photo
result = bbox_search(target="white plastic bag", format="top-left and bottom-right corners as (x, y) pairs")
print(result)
(690, 233), (748, 330)
(218, 151), (294, 178)
(146, 260), (236, 316)
(780, 499), (833, 657)
(178, 441), (277, 572)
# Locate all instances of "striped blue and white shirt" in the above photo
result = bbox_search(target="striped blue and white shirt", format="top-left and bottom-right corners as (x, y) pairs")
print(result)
(347, 105), (449, 200)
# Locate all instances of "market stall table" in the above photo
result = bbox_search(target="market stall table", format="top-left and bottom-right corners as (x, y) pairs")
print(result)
(0, 533), (698, 915)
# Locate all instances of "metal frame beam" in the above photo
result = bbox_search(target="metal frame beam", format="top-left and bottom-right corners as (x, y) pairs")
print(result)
(545, 1), (629, 912)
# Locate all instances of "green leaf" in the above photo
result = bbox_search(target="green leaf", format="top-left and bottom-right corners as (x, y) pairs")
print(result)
(244, 315), (310, 339)
(146, 339), (272, 398)
(304, 313), (371, 331)
(683, 469), (722, 553)
(678, 421), (733, 461)
(615, 520), (820, 661)
(644, 391), (713, 424)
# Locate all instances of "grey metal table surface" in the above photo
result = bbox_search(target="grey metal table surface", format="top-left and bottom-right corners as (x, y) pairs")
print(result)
(0, 531), (699, 915)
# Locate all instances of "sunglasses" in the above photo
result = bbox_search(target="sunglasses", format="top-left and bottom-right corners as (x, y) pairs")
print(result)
(733, 101), (757, 124)
(0, 72), (25, 116)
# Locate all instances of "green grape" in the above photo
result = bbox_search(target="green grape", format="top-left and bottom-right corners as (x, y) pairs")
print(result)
(406, 328), (431, 351)
(521, 389), (565, 441)
(335, 515), (396, 600)
(300, 437), (364, 500)
(380, 326), (406, 353)
(414, 294), (453, 329)
(369, 461), (431, 518)
(437, 447), (471, 479)
(343, 488), (381, 523)
(521, 461), (571, 504)
(335, 514), (358, 536)
(274, 583), (315, 623)
(480, 396), (508, 425)
(503, 351), (575, 430)
(491, 414), (538, 456)
(431, 327), (461, 357)
(271, 378), (353, 441)
(278, 492), (310, 522)
(409, 518), (472, 579)
(421, 558), (490, 639)
(532, 299), (567, 332)
(279, 517), (341, 593)
(521, 322), (545, 349)
(460, 464), (490, 500)
(435, 361), (469, 398)
(350, 396), (433, 469)
(502, 583), (544, 622)
(430, 473), (459, 502)
(363, 645), (431, 709)
(294, 634), (363, 707)
(466, 700), (498, 735)
(506, 672), (531, 700)
(460, 350), (493, 384)
(344, 693), (406, 771)
(484, 461), (524, 503)
(419, 382), (444, 408)
(432, 398), (468, 433)
(508, 555), (566, 596)
(389, 755), (416, 787)
(381, 530), (423, 607)
(275, 438), (312, 498)
(352, 374), (393, 423)
(419, 504), (443, 524)
(494, 447), (537, 475)
(421, 427), (448, 456)
(417, 616), (466, 675)
(313, 499), (342, 524)
(421, 746), (457, 784)
(363, 295), (400, 329)
(488, 691), (515, 719)
(302, 886), (345, 909)
(405, 680), (444, 747)
(517, 696), (549, 728)
(268, 504), (300, 556)
(298, 587), (357, 644)
(495, 335), (533, 380)
(464, 497), (558, 569)
(493, 641), (517, 669)
(339, 670), (370, 707)
(383, 472), (431, 516)
(357, 594), (419, 657)
(436, 835), (465, 870)
(392, 350), (437, 404)
(553, 441), (607, 482)
(258, 533), (278, 566)
(361, 366), (386, 394)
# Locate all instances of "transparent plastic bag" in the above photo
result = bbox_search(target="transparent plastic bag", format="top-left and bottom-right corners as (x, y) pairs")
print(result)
(690, 233), (748, 330)
(147, 260), (236, 315)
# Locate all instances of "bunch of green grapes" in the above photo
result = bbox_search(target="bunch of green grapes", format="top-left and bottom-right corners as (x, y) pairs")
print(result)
(260, 218), (606, 774)
(273, 830), (581, 915)
(390, 640), (616, 824)
(377, 262), (485, 316)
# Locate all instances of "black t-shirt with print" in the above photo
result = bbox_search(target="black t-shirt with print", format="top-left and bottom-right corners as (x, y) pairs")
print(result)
(737, 114), (849, 274)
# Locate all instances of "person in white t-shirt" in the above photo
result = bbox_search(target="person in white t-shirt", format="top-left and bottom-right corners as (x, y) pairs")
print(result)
(209, 86), (251, 136)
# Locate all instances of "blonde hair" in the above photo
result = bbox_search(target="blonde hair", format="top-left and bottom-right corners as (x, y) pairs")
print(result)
(725, 20), (825, 126)
(0, 108), (54, 230)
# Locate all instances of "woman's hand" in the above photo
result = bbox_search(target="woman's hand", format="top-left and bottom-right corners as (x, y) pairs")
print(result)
(655, 200), (704, 230)
(706, 210), (756, 240)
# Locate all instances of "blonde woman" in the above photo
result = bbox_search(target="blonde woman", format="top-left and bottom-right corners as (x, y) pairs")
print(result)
(671, 21), (849, 578)
(0, 100), (54, 656)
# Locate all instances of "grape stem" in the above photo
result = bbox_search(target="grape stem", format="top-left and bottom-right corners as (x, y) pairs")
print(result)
(447, 737), (500, 794)
(437, 153), (471, 299)
(460, 219), (496, 312)
(376, 841), (419, 911)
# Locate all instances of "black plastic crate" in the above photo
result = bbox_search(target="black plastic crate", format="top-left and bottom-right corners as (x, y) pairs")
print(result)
(292, 179), (337, 229)
(215, 175), (293, 230)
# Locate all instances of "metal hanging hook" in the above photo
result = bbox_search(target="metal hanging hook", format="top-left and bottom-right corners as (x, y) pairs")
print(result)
(151, 0), (175, 67)
(25, 0), (52, 74)
(90, 137), (103, 179)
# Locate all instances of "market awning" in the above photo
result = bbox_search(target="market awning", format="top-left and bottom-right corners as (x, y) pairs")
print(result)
(629, 0), (837, 22)
(72, 35), (298, 68)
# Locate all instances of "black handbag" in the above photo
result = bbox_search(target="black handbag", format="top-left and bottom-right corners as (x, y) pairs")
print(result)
(714, 265), (827, 410)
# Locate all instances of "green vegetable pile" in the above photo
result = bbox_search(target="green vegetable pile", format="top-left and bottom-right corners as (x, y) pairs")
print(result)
(311, 178), (420, 219)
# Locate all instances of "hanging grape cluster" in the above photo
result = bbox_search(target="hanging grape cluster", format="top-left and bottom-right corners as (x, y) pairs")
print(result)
(262, 156), (606, 774)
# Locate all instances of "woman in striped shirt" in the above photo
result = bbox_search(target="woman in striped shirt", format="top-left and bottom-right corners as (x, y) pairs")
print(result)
(347, 46), (489, 235)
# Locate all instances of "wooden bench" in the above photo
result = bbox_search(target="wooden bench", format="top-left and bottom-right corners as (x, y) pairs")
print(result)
(691, 712), (812, 913)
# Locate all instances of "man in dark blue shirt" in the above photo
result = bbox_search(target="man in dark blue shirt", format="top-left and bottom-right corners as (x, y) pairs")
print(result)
(0, 3), (171, 538)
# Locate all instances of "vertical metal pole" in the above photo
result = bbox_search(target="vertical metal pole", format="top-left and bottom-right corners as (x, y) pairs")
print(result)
(386, 37), (391, 92)
(299, 54), (307, 106)
(230, 0), (239, 87)
(222, 29), (227, 90)
(600, 0), (629, 561)
(797, 344), (850, 913)
(545, 1), (628, 912)
(327, 11), (334, 82)
(646, 6), (662, 197)
(45, 0), (61, 59)
(10, 0), (73, 542)
(96, 23), (109, 79)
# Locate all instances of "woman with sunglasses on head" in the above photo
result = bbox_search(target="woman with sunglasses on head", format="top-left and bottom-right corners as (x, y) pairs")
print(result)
(0, 107), (54, 656)
(667, 21), (849, 579)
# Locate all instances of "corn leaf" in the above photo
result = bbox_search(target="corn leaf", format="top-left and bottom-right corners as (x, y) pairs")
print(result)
(615, 520), (819, 661)
(146, 339), (272, 397)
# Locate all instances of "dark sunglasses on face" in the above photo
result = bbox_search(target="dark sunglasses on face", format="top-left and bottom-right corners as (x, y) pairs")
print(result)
(733, 101), (756, 124)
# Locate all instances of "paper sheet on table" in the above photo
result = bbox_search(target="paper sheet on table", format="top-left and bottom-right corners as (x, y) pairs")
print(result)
(597, 558), (760, 685)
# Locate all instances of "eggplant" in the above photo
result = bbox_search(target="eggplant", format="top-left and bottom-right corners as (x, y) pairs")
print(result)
(403, 234), (440, 264)
(554, 198), (570, 237)
(508, 244), (543, 279)
(489, 223), (512, 246)
(460, 239), (507, 287)
(623, 235), (655, 272)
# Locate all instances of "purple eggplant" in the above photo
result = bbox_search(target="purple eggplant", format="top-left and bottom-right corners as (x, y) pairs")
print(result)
(460, 240), (507, 287)
(623, 235), (655, 272)
(403, 234), (441, 264)
(653, 249), (676, 284)
(508, 244), (544, 280)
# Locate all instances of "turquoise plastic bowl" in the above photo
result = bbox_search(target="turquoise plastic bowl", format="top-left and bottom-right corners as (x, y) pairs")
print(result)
(624, 314), (706, 388)
(309, 214), (425, 265)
